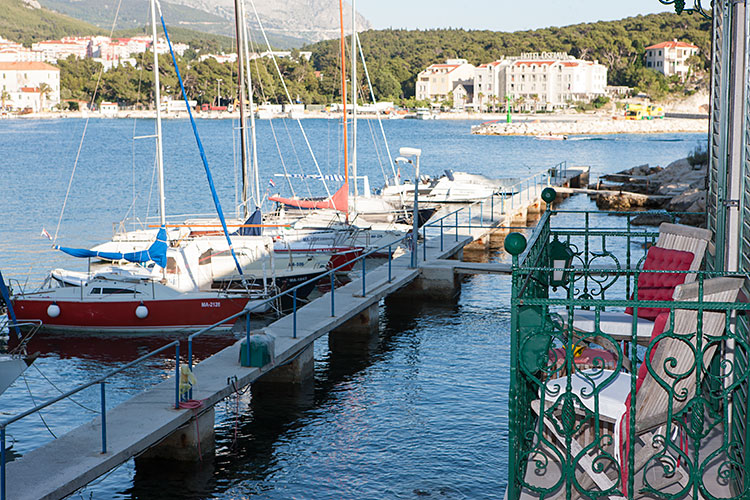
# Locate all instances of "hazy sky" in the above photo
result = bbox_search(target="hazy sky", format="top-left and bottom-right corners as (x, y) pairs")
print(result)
(356, 0), (674, 31)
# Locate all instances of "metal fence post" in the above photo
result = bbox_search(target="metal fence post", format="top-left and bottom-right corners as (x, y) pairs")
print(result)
(1, 426), (5, 500)
(388, 245), (392, 282)
(293, 288), (297, 338)
(455, 212), (459, 241)
(468, 206), (472, 231)
(480, 200), (484, 226)
(330, 273), (335, 316)
(491, 195), (495, 222)
(423, 226), (427, 261)
(362, 257), (367, 296)
(174, 343), (180, 409)
(245, 311), (251, 369)
(440, 219), (444, 252)
(100, 382), (107, 454)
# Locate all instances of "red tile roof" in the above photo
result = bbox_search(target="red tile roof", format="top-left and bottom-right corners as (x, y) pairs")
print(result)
(0, 61), (59, 71)
(514, 61), (554, 66)
(20, 87), (40, 93)
(646, 41), (698, 50)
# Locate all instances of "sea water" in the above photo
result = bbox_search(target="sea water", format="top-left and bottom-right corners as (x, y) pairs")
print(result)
(0, 118), (704, 498)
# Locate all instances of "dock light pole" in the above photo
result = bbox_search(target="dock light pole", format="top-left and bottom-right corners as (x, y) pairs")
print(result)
(397, 147), (422, 268)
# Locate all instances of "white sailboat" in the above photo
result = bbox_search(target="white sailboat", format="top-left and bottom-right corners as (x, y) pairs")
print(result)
(10, 0), (274, 333)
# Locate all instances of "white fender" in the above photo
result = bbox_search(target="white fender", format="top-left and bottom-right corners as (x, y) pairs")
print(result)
(135, 304), (149, 319)
(47, 303), (60, 318)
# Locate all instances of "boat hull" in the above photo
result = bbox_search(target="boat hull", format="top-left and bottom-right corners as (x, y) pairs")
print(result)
(12, 296), (258, 333)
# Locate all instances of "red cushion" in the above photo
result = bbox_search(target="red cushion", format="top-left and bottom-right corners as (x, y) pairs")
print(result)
(625, 246), (694, 320)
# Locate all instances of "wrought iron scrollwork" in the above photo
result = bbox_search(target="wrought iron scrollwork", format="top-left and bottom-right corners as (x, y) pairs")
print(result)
(659, 0), (712, 19)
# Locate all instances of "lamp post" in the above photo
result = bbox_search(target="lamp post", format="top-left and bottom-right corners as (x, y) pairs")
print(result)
(397, 147), (422, 268)
(216, 78), (223, 107)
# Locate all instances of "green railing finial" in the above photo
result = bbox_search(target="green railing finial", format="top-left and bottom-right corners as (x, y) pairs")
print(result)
(541, 187), (557, 204)
(505, 232), (527, 257)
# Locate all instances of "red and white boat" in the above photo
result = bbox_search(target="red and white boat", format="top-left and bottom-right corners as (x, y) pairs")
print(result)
(11, 267), (270, 333)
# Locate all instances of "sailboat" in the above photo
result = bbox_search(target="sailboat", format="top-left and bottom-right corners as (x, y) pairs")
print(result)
(10, 0), (273, 333)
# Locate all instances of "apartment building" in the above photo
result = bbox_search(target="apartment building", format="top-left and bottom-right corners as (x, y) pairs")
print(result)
(0, 61), (60, 111)
(645, 40), (699, 79)
(416, 59), (476, 102)
(474, 53), (607, 110)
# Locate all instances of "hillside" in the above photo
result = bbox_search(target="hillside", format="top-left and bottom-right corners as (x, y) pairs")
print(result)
(306, 12), (712, 100)
(0, 0), (237, 52)
(37, 0), (369, 47)
(0, 0), (104, 45)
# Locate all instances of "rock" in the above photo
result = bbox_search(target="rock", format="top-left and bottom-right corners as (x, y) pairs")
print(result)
(667, 189), (705, 212)
(677, 199), (707, 227)
(595, 192), (662, 210)
(631, 213), (673, 226)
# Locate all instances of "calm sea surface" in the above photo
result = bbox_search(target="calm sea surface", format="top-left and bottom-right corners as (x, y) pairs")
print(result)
(0, 118), (704, 499)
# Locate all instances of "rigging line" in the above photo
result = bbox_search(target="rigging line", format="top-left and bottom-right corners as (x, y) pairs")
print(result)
(247, 31), (296, 199)
(22, 373), (56, 439)
(157, 0), (245, 278)
(356, 32), (398, 183)
(144, 152), (158, 225)
(246, 0), (333, 202)
(52, 0), (125, 245)
(365, 110), (389, 187)
(233, 115), (240, 217)
(280, 114), (314, 200)
(32, 364), (98, 413)
(131, 27), (150, 230)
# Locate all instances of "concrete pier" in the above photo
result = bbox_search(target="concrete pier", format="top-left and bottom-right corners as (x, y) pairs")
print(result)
(137, 407), (215, 462)
(256, 343), (314, 385)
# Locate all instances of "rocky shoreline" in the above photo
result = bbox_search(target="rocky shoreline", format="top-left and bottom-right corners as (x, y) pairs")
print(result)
(589, 157), (707, 227)
(472, 116), (708, 136)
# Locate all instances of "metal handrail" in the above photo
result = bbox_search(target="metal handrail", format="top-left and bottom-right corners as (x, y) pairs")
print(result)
(187, 232), (412, 369)
(0, 340), (181, 500)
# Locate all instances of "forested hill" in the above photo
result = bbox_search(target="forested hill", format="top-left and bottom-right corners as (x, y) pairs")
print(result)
(307, 12), (711, 99)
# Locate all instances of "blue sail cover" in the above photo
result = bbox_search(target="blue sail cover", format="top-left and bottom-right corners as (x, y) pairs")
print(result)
(238, 209), (262, 236)
(56, 226), (168, 268)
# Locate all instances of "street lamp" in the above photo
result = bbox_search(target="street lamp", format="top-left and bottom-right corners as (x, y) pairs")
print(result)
(216, 78), (223, 107)
(397, 147), (422, 268)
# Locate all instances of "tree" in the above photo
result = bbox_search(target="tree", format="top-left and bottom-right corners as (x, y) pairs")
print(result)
(0, 89), (10, 111)
(38, 82), (51, 111)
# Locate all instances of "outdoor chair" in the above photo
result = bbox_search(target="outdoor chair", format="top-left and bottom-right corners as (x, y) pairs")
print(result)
(531, 277), (743, 499)
(571, 223), (712, 347)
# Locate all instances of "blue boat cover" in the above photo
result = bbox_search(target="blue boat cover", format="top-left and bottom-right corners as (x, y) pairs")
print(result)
(238, 209), (262, 236)
(56, 226), (168, 268)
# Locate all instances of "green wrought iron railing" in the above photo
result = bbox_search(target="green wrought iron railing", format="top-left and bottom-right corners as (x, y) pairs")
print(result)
(506, 207), (750, 500)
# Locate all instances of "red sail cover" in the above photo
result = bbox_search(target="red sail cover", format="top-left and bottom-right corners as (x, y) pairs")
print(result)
(269, 182), (349, 211)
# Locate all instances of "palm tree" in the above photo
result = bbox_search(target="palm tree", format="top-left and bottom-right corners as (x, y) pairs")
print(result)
(38, 82), (52, 112)
(0, 89), (10, 111)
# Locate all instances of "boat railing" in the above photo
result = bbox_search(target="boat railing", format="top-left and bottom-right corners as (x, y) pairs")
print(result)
(0, 339), (182, 500)
(419, 161), (567, 255)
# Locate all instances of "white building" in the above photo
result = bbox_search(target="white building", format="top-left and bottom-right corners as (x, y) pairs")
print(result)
(473, 52), (607, 110)
(415, 59), (476, 102)
(30, 39), (88, 63)
(99, 101), (119, 116)
(0, 61), (60, 111)
(645, 40), (699, 80)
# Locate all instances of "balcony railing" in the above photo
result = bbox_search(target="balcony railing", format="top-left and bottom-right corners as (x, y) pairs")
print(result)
(506, 208), (750, 500)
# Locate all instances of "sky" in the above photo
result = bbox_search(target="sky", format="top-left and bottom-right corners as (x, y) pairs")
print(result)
(356, 0), (675, 32)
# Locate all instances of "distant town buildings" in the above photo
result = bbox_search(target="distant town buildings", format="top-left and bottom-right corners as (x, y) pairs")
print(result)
(198, 50), (312, 65)
(0, 34), (188, 67)
(415, 59), (477, 102)
(418, 53), (607, 111)
(645, 40), (699, 80)
(0, 61), (60, 111)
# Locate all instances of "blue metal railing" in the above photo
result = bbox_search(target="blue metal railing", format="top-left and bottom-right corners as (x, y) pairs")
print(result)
(187, 233), (412, 371)
(0, 340), (181, 500)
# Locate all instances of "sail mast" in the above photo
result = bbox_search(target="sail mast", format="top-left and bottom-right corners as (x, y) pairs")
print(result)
(351, 0), (357, 212)
(233, 0), (249, 218)
(240, 0), (260, 208)
(150, 0), (166, 227)
(338, 0), (349, 222)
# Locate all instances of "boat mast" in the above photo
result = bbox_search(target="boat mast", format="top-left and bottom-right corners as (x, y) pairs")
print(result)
(233, 0), (249, 218)
(351, 0), (357, 212)
(338, 0), (349, 222)
(150, 0), (166, 228)
(240, 0), (260, 208)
